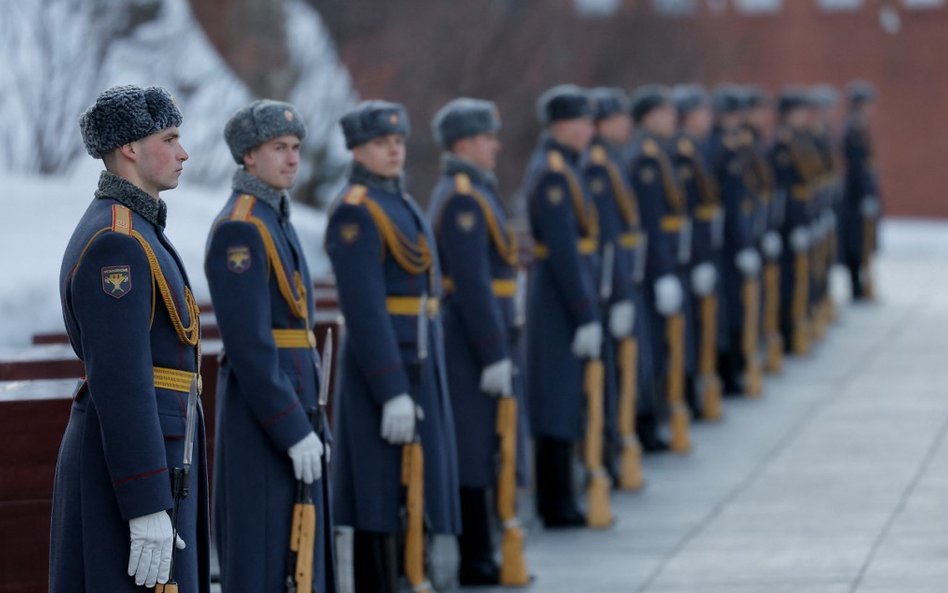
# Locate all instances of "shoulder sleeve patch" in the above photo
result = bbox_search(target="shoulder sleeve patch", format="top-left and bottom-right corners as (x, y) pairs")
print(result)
(639, 165), (656, 185)
(343, 184), (367, 206)
(226, 245), (252, 274)
(101, 264), (132, 298)
(339, 223), (360, 244)
(546, 184), (565, 205)
(455, 210), (479, 233)
(589, 175), (606, 195)
(547, 150), (565, 172)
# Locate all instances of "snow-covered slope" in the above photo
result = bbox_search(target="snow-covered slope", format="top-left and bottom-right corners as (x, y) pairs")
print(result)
(0, 0), (354, 200)
(0, 165), (329, 348)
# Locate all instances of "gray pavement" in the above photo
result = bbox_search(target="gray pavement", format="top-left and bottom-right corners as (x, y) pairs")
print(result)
(489, 227), (948, 593)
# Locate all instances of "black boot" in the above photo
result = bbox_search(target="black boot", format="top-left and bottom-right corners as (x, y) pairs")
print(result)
(458, 486), (500, 586)
(636, 412), (668, 453)
(535, 436), (585, 528)
(353, 530), (398, 593)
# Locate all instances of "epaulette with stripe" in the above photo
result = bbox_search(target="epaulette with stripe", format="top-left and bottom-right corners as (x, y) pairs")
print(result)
(343, 184), (368, 206)
(230, 194), (256, 221)
(642, 138), (660, 157)
(453, 173), (473, 195)
(676, 137), (694, 157)
(589, 145), (608, 165)
(111, 204), (133, 234)
(547, 150), (566, 172)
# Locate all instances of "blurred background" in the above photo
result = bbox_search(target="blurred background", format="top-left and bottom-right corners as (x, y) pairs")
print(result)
(0, 0), (945, 345)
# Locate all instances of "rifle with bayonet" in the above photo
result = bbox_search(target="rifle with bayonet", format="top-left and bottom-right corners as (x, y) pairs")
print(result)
(154, 359), (200, 593)
(286, 329), (334, 593)
(741, 275), (764, 397)
(403, 294), (432, 593)
(584, 243), (613, 528)
(496, 269), (529, 586)
(666, 310), (690, 453)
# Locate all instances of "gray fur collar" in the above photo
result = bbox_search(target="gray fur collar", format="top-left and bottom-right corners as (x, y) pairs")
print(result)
(441, 154), (497, 191)
(349, 162), (403, 195)
(232, 168), (290, 219)
(94, 170), (166, 228)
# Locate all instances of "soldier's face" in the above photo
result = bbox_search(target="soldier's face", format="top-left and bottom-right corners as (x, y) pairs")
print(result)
(748, 106), (772, 133)
(646, 104), (677, 139)
(596, 114), (632, 146)
(244, 134), (301, 190)
(683, 106), (713, 138)
(453, 132), (501, 172)
(131, 127), (188, 196)
(353, 134), (406, 178)
(552, 117), (594, 152)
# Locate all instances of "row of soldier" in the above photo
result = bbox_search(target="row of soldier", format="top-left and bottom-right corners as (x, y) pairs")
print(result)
(49, 79), (880, 593)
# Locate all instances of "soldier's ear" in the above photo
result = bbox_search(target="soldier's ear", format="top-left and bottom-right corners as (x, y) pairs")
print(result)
(117, 142), (138, 162)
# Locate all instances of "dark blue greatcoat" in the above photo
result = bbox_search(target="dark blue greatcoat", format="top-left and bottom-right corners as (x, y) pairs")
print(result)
(584, 138), (656, 431)
(709, 127), (758, 337)
(325, 166), (461, 535)
(840, 114), (880, 266)
(523, 136), (600, 442)
(427, 156), (529, 488)
(672, 133), (728, 351)
(627, 133), (693, 380)
(51, 171), (210, 593)
(771, 127), (819, 330)
(205, 171), (334, 593)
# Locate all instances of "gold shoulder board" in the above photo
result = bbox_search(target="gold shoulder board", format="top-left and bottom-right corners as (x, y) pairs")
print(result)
(453, 173), (472, 195)
(111, 204), (133, 235)
(547, 150), (565, 172)
(343, 184), (367, 206)
(590, 145), (608, 165)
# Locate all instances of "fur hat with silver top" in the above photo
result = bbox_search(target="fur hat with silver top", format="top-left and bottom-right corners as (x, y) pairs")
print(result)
(590, 87), (630, 122)
(536, 84), (593, 125)
(79, 85), (182, 159)
(340, 100), (410, 149)
(224, 99), (307, 164)
(431, 98), (501, 149)
(630, 84), (672, 123)
(672, 84), (709, 117)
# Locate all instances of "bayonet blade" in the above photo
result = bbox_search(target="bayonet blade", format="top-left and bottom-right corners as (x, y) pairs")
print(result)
(317, 328), (333, 408)
(600, 242), (615, 303)
(417, 292), (429, 363)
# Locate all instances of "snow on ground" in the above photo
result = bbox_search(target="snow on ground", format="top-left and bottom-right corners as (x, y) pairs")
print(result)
(0, 166), (329, 348)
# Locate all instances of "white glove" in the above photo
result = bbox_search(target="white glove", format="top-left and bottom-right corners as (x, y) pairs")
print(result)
(861, 196), (881, 219)
(736, 248), (761, 277)
(609, 300), (635, 338)
(128, 510), (185, 587)
(790, 227), (810, 252)
(690, 262), (717, 297)
(381, 394), (416, 444)
(654, 274), (683, 316)
(479, 358), (513, 396)
(762, 231), (782, 259)
(571, 321), (602, 359)
(288, 432), (324, 484)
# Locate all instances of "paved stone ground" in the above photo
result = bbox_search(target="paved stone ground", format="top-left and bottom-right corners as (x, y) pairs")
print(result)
(488, 222), (948, 593)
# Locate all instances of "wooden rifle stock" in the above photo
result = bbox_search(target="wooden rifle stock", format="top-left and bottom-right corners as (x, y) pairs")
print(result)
(697, 296), (723, 420)
(763, 262), (784, 374)
(402, 442), (431, 593)
(287, 497), (316, 593)
(583, 359), (613, 528)
(741, 278), (764, 397)
(616, 338), (645, 490)
(495, 397), (529, 585)
(792, 251), (810, 355)
(862, 216), (876, 300)
(666, 313), (691, 453)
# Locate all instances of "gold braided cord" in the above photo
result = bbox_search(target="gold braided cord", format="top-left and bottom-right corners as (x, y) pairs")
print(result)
(361, 197), (432, 276)
(128, 230), (200, 347)
(600, 160), (641, 227)
(454, 187), (519, 267)
(558, 169), (599, 239)
(689, 153), (721, 207)
(245, 217), (310, 321)
(655, 151), (686, 215)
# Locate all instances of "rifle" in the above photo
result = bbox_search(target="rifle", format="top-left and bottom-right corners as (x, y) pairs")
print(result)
(495, 272), (529, 586)
(403, 294), (432, 593)
(154, 365), (200, 593)
(861, 213), (876, 300)
(286, 329), (333, 593)
(666, 312), (690, 453)
(585, 243), (613, 528)
(763, 261), (784, 374)
(741, 277), (764, 397)
(616, 337), (644, 490)
(697, 294), (723, 421)
(792, 250), (810, 356)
